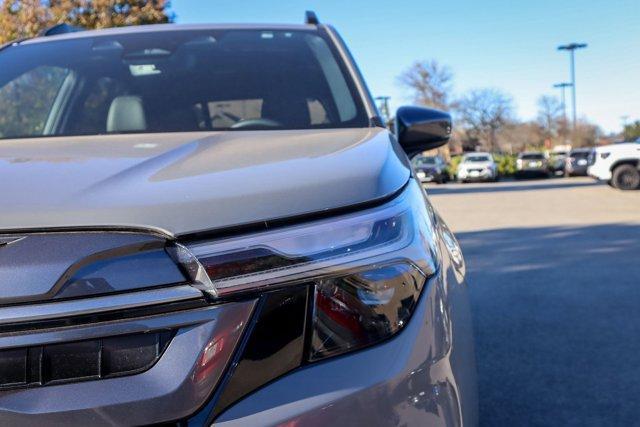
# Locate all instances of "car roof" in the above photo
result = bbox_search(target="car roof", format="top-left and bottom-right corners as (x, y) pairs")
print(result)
(20, 23), (319, 46)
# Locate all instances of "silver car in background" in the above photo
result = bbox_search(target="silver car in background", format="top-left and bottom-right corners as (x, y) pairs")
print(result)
(457, 152), (497, 183)
(0, 16), (477, 426)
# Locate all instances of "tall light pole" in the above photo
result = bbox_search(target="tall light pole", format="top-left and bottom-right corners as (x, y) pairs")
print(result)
(375, 96), (391, 124)
(553, 82), (572, 137)
(557, 43), (587, 131)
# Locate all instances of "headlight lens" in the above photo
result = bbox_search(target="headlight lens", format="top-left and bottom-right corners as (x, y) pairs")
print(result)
(310, 262), (425, 360)
(173, 181), (439, 360)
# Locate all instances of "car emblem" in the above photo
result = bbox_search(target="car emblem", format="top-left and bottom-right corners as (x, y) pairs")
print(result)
(0, 236), (26, 247)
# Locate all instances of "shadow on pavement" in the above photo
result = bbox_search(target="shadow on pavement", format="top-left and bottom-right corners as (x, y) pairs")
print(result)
(458, 224), (640, 426)
(427, 179), (603, 196)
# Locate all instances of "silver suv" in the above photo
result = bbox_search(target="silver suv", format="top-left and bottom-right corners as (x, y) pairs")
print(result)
(0, 14), (477, 426)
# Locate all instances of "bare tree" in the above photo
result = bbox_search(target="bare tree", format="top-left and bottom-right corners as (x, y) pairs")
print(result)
(456, 88), (514, 152)
(498, 121), (546, 153)
(571, 120), (602, 147)
(398, 60), (453, 110)
(536, 95), (563, 139)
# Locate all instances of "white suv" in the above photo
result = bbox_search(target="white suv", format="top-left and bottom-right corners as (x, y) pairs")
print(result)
(457, 152), (497, 182)
(588, 139), (640, 190)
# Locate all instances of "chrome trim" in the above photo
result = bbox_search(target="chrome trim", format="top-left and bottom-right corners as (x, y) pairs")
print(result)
(0, 235), (26, 247)
(0, 300), (257, 426)
(0, 285), (203, 326)
(0, 305), (217, 348)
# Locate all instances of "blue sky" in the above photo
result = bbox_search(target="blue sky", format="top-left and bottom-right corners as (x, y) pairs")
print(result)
(172, 0), (639, 133)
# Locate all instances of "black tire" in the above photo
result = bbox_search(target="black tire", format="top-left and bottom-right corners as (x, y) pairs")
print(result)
(611, 164), (640, 190)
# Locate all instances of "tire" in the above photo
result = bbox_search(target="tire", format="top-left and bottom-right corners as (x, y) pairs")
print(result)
(611, 164), (640, 190)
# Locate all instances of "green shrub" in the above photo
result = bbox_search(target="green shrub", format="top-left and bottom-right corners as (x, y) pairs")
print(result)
(446, 155), (462, 178)
(494, 154), (517, 176)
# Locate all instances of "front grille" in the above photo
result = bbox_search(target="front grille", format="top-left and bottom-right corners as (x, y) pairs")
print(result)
(0, 330), (173, 389)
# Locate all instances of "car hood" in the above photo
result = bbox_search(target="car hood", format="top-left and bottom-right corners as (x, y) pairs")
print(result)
(0, 128), (409, 236)
(595, 142), (639, 154)
(459, 161), (493, 169)
(415, 164), (438, 171)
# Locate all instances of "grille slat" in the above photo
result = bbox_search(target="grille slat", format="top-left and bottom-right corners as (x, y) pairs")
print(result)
(0, 331), (173, 390)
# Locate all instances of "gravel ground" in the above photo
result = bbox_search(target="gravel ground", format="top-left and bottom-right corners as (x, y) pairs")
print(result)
(427, 177), (640, 426)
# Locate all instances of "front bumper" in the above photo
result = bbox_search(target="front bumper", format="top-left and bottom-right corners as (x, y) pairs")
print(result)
(416, 170), (442, 182)
(212, 273), (477, 426)
(458, 169), (495, 181)
(0, 301), (255, 426)
(516, 167), (548, 175)
(587, 163), (612, 180)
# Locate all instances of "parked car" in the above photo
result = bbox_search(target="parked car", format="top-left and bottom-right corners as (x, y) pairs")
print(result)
(0, 15), (477, 426)
(550, 150), (568, 176)
(413, 155), (449, 183)
(516, 152), (551, 178)
(588, 139), (640, 190)
(457, 152), (497, 182)
(565, 148), (593, 176)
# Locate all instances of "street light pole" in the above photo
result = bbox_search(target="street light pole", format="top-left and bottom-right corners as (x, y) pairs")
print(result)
(557, 43), (587, 131)
(374, 96), (391, 124)
(553, 82), (572, 137)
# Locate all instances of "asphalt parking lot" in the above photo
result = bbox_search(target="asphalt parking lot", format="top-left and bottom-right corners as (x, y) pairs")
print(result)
(427, 177), (640, 426)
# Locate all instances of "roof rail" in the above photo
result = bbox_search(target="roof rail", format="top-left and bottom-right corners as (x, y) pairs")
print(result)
(305, 11), (319, 25)
(40, 23), (84, 37)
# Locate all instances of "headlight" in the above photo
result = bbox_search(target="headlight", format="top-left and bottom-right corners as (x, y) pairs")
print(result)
(416, 171), (426, 179)
(171, 181), (440, 418)
(172, 181), (438, 358)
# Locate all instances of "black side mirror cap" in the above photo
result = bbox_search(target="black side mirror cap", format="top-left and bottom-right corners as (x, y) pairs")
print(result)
(395, 106), (452, 156)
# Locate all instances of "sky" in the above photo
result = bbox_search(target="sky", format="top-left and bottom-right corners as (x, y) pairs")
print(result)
(171, 0), (639, 134)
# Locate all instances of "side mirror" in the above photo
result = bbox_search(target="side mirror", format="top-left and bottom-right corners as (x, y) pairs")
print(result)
(395, 106), (452, 156)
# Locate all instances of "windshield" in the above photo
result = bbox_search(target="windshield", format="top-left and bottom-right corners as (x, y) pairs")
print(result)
(520, 153), (545, 160)
(464, 155), (491, 163)
(0, 29), (369, 139)
(415, 156), (436, 165)
(570, 151), (591, 159)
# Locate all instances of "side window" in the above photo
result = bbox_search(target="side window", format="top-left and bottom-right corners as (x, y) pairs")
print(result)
(305, 34), (357, 122)
(0, 66), (69, 138)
